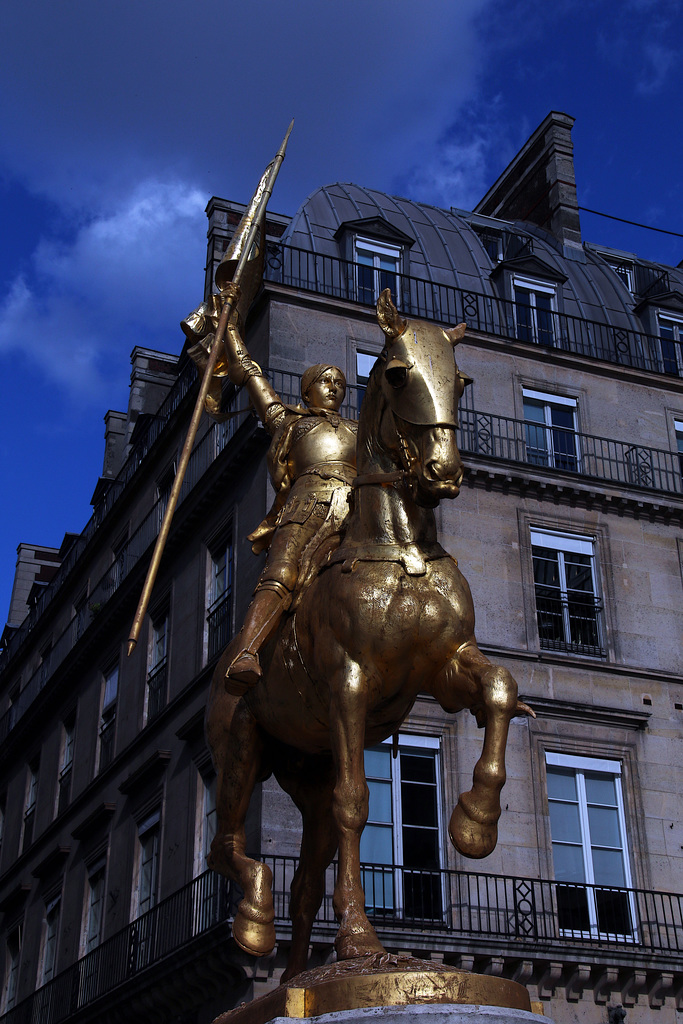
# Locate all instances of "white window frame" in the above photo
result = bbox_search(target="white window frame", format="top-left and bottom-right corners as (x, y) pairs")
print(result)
(545, 752), (636, 940)
(80, 856), (107, 957)
(522, 388), (579, 472)
(207, 535), (233, 662)
(55, 718), (75, 816)
(192, 772), (220, 934)
(530, 529), (603, 656)
(674, 419), (683, 481)
(98, 665), (119, 772)
(145, 612), (168, 724)
(39, 895), (61, 984)
(354, 236), (401, 304)
(361, 734), (445, 921)
(132, 810), (161, 921)
(512, 275), (557, 346)
(658, 312), (683, 375)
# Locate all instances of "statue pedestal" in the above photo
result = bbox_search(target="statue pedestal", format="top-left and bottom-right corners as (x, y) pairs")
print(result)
(212, 955), (546, 1024)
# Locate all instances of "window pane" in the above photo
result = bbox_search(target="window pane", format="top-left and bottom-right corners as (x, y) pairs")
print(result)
(533, 547), (561, 588)
(400, 781), (437, 827)
(367, 779), (392, 823)
(564, 553), (593, 592)
(400, 753), (436, 784)
(402, 825), (440, 869)
(547, 767), (578, 801)
(552, 842), (586, 882)
(585, 773), (618, 805)
(587, 806), (622, 848)
(356, 352), (376, 381)
(548, 800), (582, 843)
(365, 748), (391, 779)
(360, 823), (393, 864)
(591, 847), (626, 887)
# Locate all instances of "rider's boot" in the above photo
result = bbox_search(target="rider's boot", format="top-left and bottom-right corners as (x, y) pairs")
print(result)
(226, 585), (290, 690)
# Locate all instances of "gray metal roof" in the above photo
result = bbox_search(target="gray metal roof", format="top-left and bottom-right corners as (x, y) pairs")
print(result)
(282, 182), (683, 333)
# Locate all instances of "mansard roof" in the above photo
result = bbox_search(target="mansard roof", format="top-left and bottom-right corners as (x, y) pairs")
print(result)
(282, 182), (683, 335)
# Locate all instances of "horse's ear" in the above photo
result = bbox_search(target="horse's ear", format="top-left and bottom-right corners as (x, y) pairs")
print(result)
(377, 289), (407, 341)
(446, 323), (467, 346)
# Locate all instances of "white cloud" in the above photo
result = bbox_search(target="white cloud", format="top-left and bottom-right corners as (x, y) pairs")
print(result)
(636, 42), (678, 94)
(0, 180), (206, 401)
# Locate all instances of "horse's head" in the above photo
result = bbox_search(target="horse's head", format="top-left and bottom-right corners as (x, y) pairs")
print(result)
(373, 289), (471, 507)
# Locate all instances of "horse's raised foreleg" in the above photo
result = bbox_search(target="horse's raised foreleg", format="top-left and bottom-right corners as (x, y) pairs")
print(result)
(205, 682), (275, 957)
(275, 756), (338, 982)
(433, 641), (533, 859)
(330, 661), (385, 960)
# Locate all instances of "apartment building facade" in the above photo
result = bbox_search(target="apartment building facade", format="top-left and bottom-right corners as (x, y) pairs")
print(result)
(0, 112), (681, 1024)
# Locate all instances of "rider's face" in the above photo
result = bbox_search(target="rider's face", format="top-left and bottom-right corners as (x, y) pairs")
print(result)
(304, 370), (346, 411)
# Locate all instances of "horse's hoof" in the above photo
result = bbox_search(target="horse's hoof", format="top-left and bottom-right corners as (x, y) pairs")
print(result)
(334, 930), (385, 961)
(232, 899), (276, 958)
(449, 800), (498, 859)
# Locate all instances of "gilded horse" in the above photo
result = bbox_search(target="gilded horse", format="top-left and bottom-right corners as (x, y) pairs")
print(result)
(205, 290), (532, 981)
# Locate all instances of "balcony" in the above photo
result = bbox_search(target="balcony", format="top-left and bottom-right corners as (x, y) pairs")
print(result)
(264, 243), (683, 378)
(1, 863), (680, 1024)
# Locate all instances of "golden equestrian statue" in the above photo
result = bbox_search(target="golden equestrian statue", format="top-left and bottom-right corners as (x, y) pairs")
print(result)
(205, 288), (534, 983)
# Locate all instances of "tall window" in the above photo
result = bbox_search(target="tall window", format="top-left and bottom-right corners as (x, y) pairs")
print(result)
(83, 859), (106, 953)
(546, 752), (634, 938)
(72, 590), (89, 644)
(56, 718), (75, 816)
(531, 529), (604, 657)
(607, 261), (634, 292)
(22, 759), (39, 853)
(675, 420), (683, 481)
(208, 535), (233, 660)
(193, 773), (219, 933)
(513, 277), (556, 346)
(0, 795), (5, 866)
(658, 315), (683, 375)
(360, 736), (442, 921)
(40, 896), (61, 984)
(146, 612), (168, 722)
(355, 237), (400, 305)
(136, 811), (161, 917)
(111, 534), (129, 592)
(98, 665), (119, 772)
(523, 389), (578, 472)
(2, 927), (21, 1012)
(355, 351), (376, 415)
(155, 463), (176, 530)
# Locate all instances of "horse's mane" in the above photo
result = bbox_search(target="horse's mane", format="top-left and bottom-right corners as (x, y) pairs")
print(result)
(356, 349), (387, 473)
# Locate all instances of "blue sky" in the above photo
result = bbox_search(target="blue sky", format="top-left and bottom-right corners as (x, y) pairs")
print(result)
(1, 0), (682, 623)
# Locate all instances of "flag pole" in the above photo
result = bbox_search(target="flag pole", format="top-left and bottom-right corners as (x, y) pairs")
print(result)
(127, 121), (293, 656)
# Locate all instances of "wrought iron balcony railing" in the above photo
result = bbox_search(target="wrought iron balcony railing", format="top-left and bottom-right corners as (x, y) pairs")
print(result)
(264, 243), (683, 379)
(1, 862), (680, 1024)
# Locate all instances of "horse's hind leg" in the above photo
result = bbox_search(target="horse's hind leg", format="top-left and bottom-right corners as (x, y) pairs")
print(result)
(276, 756), (338, 983)
(433, 641), (533, 860)
(205, 684), (275, 957)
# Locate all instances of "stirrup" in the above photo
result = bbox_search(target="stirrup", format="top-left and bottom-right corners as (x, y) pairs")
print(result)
(227, 651), (262, 688)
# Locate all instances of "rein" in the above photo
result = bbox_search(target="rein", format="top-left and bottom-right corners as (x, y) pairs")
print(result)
(352, 470), (404, 488)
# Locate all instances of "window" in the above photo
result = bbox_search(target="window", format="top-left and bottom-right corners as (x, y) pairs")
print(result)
(531, 529), (604, 657)
(208, 535), (233, 660)
(546, 752), (635, 938)
(22, 759), (39, 853)
(40, 896), (61, 984)
(607, 261), (634, 292)
(355, 351), (376, 414)
(146, 612), (168, 722)
(193, 773), (220, 933)
(2, 927), (21, 1012)
(513, 276), (556, 346)
(39, 639), (53, 687)
(0, 796), (4, 866)
(136, 811), (161, 917)
(355, 237), (401, 305)
(83, 859), (106, 953)
(72, 590), (89, 644)
(658, 314), (683, 375)
(56, 718), (75, 816)
(675, 420), (683, 479)
(110, 534), (129, 592)
(523, 389), (578, 472)
(156, 463), (176, 530)
(360, 736), (443, 921)
(98, 665), (118, 771)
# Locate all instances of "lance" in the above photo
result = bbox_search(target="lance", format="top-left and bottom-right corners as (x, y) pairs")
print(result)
(127, 120), (294, 656)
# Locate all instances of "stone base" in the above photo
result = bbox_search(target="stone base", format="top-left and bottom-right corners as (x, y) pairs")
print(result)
(212, 954), (538, 1024)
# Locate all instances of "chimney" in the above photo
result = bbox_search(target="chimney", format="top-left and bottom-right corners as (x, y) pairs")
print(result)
(475, 111), (582, 251)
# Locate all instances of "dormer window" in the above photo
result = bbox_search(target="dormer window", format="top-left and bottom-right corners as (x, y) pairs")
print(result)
(658, 314), (683, 375)
(512, 276), (556, 347)
(607, 261), (634, 293)
(354, 237), (401, 304)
